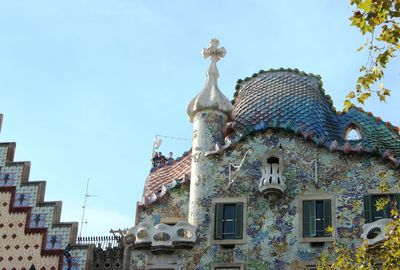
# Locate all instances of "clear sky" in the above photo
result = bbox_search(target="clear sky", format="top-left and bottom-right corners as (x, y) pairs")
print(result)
(0, 1), (398, 236)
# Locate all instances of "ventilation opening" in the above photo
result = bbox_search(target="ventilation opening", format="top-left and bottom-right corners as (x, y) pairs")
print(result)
(345, 127), (362, 141)
(267, 157), (279, 164)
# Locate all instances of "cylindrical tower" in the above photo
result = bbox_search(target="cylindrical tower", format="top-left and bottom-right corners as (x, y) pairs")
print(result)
(186, 39), (233, 229)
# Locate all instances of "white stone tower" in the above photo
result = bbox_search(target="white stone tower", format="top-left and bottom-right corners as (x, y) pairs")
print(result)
(186, 39), (233, 229)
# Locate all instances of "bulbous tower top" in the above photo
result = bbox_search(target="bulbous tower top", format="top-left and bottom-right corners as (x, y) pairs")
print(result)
(187, 39), (233, 123)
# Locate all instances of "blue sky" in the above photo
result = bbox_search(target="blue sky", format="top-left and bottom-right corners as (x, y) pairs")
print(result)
(0, 1), (398, 236)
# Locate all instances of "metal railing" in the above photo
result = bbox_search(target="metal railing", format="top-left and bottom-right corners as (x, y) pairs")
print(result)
(77, 235), (121, 249)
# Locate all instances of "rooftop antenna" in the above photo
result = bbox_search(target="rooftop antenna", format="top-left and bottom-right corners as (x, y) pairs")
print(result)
(79, 178), (98, 238)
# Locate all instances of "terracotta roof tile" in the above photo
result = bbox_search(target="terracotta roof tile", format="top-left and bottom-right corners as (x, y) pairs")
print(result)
(144, 152), (191, 195)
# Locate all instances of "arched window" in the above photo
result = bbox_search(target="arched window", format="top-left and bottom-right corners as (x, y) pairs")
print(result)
(345, 126), (362, 141)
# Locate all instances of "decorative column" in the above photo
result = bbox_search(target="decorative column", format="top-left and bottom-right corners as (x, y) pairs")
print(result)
(186, 39), (233, 228)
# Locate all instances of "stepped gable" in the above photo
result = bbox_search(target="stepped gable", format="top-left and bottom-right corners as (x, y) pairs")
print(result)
(143, 151), (191, 203)
(0, 115), (93, 270)
(232, 69), (400, 165)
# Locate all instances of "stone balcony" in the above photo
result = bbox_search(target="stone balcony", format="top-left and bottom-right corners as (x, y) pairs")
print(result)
(129, 221), (197, 254)
(258, 161), (286, 202)
(361, 218), (392, 248)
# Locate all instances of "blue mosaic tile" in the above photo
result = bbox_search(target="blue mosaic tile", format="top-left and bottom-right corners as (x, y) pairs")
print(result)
(14, 193), (30, 207)
(63, 256), (80, 270)
(0, 172), (15, 186)
(46, 234), (63, 249)
(30, 213), (46, 228)
(232, 69), (400, 161)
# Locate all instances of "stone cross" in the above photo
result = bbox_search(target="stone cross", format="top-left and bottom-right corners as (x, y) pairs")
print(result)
(201, 39), (226, 80)
(202, 38), (226, 63)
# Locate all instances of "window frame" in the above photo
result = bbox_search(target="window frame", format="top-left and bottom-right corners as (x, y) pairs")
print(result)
(211, 197), (247, 245)
(298, 194), (336, 243)
(211, 263), (244, 270)
(364, 189), (400, 223)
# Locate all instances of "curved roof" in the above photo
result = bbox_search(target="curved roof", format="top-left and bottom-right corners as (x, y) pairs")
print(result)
(232, 69), (400, 162)
(142, 69), (400, 204)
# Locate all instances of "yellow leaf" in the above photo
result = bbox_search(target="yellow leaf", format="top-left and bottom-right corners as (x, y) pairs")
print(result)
(344, 100), (353, 111)
(376, 197), (389, 211)
(346, 91), (356, 99)
(359, 0), (373, 12)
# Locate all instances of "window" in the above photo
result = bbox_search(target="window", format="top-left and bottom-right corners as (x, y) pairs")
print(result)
(364, 193), (400, 223)
(215, 203), (243, 240)
(303, 200), (332, 238)
(299, 195), (335, 242)
(344, 125), (362, 141)
(211, 198), (247, 245)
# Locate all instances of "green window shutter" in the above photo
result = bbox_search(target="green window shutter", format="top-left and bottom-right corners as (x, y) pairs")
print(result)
(363, 194), (372, 223)
(215, 203), (224, 240)
(395, 193), (400, 212)
(303, 201), (316, 237)
(234, 202), (243, 239)
(323, 199), (332, 236)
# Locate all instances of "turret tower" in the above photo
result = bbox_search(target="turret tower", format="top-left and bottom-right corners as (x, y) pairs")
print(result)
(187, 39), (232, 228)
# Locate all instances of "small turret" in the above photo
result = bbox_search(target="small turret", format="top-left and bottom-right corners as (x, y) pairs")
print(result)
(187, 39), (232, 228)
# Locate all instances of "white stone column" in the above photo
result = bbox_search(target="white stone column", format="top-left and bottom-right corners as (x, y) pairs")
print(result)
(188, 110), (227, 226)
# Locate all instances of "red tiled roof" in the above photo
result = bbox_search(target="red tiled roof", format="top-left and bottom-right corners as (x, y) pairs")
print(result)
(144, 153), (191, 195)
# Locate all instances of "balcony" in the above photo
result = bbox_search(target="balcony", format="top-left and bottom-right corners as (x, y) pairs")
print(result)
(129, 221), (197, 254)
(258, 159), (286, 202)
(361, 218), (392, 247)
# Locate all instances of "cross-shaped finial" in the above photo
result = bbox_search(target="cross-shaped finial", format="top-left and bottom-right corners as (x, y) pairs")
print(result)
(186, 38), (232, 122)
(202, 38), (226, 62)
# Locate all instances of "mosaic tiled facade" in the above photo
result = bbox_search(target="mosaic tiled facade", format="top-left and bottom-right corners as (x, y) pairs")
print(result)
(132, 130), (399, 269)
(0, 134), (93, 269)
(128, 40), (400, 270)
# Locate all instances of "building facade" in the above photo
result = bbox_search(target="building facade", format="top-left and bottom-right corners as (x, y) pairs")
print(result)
(128, 39), (400, 270)
(1, 39), (399, 270)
